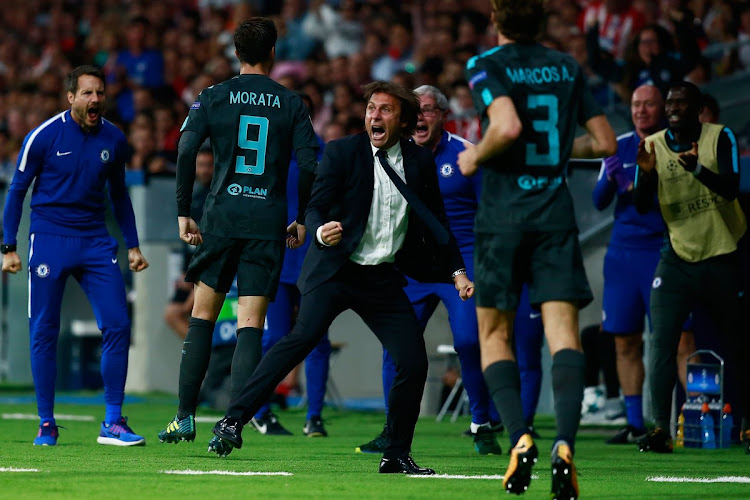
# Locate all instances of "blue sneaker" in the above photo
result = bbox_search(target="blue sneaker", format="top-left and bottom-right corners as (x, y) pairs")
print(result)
(97, 416), (146, 446)
(33, 421), (59, 446)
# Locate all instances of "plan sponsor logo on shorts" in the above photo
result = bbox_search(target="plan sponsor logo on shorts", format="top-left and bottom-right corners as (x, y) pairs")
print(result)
(35, 263), (50, 278)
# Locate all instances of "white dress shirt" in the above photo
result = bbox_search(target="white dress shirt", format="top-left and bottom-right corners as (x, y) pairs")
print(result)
(316, 142), (410, 265)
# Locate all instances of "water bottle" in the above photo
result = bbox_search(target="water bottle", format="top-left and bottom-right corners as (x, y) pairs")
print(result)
(675, 409), (685, 448)
(721, 403), (734, 448)
(683, 401), (701, 448)
(700, 402), (716, 449)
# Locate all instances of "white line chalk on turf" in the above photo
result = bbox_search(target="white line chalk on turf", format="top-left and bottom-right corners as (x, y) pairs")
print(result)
(161, 470), (292, 476)
(411, 474), (540, 480)
(194, 416), (219, 423)
(0, 468), (40, 473)
(647, 476), (750, 484)
(2, 413), (95, 421)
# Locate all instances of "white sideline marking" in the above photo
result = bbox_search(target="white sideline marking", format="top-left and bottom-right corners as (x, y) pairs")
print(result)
(411, 474), (503, 480)
(647, 476), (750, 484)
(161, 469), (292, 477)
(0, 467), (40, 473)
(2, 413), (95, 421)
(194, 416), (219, 423)
(411, 474), (540, 480)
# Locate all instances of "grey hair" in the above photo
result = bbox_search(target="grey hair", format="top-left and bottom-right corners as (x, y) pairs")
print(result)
(413, 85), (449, 111)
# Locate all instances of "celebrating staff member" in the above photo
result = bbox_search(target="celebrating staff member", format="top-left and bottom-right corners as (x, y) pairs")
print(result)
(634, 81), (750, 455)
(2, 65), (149, 446)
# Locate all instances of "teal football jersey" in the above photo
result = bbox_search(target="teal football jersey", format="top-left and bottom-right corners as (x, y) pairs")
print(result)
(181, 74), (318, 240)
(466, 42), (603, 231)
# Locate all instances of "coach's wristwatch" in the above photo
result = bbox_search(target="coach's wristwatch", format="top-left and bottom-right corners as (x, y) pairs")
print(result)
(0, 244), (16, 254)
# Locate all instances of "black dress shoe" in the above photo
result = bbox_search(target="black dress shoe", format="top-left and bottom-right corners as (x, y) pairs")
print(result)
(379, 456), (435, 475)
(212, 416), (244, 449)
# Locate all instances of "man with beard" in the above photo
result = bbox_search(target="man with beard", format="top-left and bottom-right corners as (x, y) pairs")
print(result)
(2, 65), (149, 446)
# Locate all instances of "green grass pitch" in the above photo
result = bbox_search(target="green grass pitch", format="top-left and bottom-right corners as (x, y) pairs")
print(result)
(1, 390), (749, 499)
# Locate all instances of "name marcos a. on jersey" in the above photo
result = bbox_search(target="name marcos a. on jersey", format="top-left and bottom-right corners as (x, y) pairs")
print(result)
(465, 42), (603, 232)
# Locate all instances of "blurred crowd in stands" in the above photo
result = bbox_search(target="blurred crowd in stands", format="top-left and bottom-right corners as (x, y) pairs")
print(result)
(0, 0), (749, 183)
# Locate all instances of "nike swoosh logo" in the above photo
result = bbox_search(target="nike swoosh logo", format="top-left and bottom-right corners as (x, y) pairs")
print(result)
(623, 162), (635, 168)
(111, 257), (118, 264)
(256, 423), (268, 434)
(56, 151), (72, 156)
(529, 312), (541, 319)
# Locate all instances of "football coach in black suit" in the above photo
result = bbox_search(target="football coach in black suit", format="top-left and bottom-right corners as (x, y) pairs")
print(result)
(209, 81), (473, 474)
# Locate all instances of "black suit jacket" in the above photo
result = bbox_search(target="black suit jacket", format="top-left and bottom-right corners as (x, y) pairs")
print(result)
(297, 132), (464, 294)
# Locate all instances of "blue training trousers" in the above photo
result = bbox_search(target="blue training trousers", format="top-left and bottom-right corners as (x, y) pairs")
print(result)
(28, 233), (131, 420)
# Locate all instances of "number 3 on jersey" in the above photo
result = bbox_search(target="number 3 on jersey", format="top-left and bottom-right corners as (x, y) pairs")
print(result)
(526, 94), (560, 166)
(235, 115), (269, 175)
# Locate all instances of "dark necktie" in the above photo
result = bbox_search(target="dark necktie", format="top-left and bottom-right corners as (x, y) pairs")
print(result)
(376, 150), (450, 246)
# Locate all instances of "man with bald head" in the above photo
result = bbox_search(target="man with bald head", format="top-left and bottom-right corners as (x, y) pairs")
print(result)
(592, 84), (684, 445)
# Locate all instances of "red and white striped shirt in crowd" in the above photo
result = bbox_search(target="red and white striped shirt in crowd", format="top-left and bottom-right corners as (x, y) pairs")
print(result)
(579, 0), (646, 60)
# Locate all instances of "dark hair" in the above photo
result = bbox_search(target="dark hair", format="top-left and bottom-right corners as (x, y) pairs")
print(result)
(668, 81), (702, 106)
(621, 23), (674, 92)
(294, 91), (314, 115)
(490, 0), (544, 43)
(701, 93), (720, 120)
(65, 65), (105, 94)
(362, 81), (420, 136)
(633, 24), (673, 56)
(234, 17), (277, 66)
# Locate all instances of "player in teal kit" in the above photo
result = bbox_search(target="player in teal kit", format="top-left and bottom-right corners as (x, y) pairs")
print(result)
(458, 0), (616, 497)
(159, 17), (319, 444)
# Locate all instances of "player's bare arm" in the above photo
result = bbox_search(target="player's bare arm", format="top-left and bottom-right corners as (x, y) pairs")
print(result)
(571, 115), (617, 159)
(458, 97), (521, 176)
